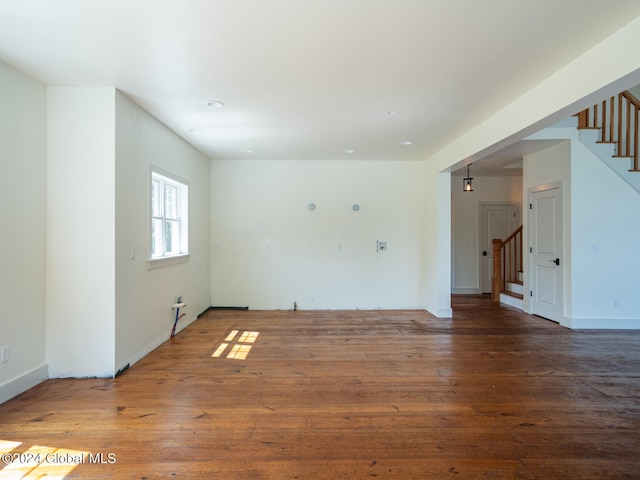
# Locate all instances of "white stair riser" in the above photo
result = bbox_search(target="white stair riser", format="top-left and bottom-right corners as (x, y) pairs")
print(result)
(500, 293), (523, 310)
(506, 282), (523, 295)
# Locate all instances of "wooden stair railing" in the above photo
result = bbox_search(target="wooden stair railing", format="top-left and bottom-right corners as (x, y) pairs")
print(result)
(491, 225), (523, 303)
(577, 90), (640, 172)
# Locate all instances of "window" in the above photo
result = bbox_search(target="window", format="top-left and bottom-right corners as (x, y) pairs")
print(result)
(150, 170), (188, 260)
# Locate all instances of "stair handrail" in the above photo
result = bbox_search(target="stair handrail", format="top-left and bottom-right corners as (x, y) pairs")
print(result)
(577, 90), (640, 171)
(491, 225), (523, 303)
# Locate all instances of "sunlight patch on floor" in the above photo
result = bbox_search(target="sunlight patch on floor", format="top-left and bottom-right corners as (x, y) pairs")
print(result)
(0, 441), (89, 479)
(225, 330), (239, 342)
(212, 330), (260, 360)
(211, 343), (229, 358)
(238, 331), (259, 343)
(227, 344), (252, 360)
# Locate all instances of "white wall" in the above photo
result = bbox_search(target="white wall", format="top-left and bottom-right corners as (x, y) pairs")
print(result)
(523, 130), (640, 328)
(451, 175), (522, 293)
(422, 169), (452, 317)
(522, 140), (572, 320)
(115, 91), (211, 371)
(570, 140), (640, 328)
(46, 87), (116, 377)
(0, 61), (48, 402)
(211, 160), (425, 310)
(46, 88), (212, 379)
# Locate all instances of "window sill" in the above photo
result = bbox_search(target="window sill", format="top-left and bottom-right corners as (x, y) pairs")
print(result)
(147, 253), (191, 270)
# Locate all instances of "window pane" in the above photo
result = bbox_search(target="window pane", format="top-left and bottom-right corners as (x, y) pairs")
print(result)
(151, 218), (163, 257)
(165, 220), (180, 255)
(151, 170), (188, 259)
(165, 184), (177, 219)
(151, 179), (161, 217)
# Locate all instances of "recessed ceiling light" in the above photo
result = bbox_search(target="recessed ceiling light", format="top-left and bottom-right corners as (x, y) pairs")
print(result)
(400, 140), (414, 145)
(342, 149), (355, 154)
(187, 127), (202, 134)
(206, 100), (225, 109)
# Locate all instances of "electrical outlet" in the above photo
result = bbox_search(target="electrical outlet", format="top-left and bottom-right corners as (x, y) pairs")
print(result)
(1, 346), (9, 363)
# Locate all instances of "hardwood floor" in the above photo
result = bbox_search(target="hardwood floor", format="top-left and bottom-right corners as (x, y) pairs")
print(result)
(1, 295), (640, 479)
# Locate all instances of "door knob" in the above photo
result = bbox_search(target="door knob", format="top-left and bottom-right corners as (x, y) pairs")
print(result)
(550, 258), (560, 266)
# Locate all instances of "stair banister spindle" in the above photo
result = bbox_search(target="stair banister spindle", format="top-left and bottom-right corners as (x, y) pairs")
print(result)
(505, 241), (510, 289)
(601, 100), (607, 142)
(502, 242), (507, 293)
(623, 97), (628, 155)
(491, 239), (504, 302)
(517, 230), (521, 274)
(633, 106), (640, 171)
(628, 99), (632, 156)
(633, 107), (640, 171)
(509, 240), (515, 283)
(618, 94), (623, 152)
(609, 96), (615, 143)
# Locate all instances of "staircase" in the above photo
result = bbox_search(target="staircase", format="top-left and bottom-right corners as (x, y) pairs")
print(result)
(576, 90), (640, 193)
(491, 225), (523, 309)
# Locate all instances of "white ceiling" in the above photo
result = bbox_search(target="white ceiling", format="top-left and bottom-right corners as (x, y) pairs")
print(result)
(1, 0), (639, 164)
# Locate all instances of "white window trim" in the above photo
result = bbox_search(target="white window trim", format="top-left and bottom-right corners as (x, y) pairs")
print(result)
(148, 165), (190, 269)
(147, 253), (190, 270)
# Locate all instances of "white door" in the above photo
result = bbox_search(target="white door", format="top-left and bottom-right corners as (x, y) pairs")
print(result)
(529, 186), (563, 322)
(480, 204), (517, 293)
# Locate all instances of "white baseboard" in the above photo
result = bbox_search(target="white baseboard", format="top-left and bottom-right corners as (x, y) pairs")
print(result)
(500, 293), (523, 310)
(451, 288), (483, 294)
(0, 364), (48, 404)
(433, 307), (453, 318)
(115, 314), (199, 376)
(566, 317), (640, 329)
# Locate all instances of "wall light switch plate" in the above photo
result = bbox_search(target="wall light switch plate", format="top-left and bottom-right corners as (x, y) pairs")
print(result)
(377, 241), (388, 252)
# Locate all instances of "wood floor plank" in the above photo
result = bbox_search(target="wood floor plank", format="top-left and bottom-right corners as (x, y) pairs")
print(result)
(1, 295), (640, 478)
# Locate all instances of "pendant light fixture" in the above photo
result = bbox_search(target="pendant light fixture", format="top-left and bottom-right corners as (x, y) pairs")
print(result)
(463, 163), (474, 192)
